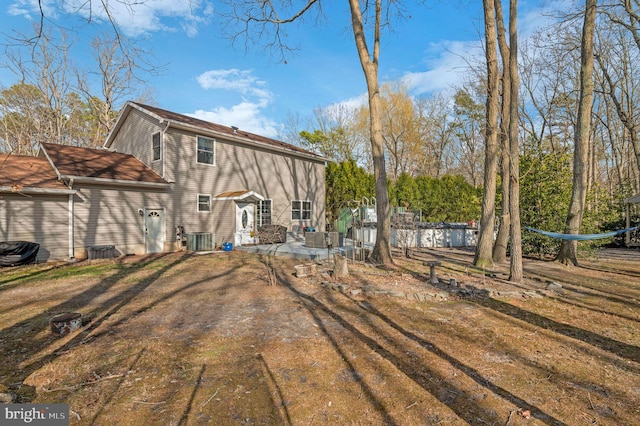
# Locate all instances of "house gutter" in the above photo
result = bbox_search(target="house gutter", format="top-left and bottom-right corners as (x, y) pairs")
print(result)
(0, 186), (76, 195)
(58, 175), (171, 189)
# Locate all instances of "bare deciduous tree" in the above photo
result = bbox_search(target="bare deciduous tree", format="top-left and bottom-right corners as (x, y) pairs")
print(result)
(0, 84), (47, 154)
(378, 82), (423, 180)
(77, 33), (156, 146)
(508, 0), (523, 282)
(3, 28), (77, 147)
(474, 0), (500, 268)
(285, 103), (370, 165)
(221, 0), (404, 265)
(492, 0), (511, 263)
(557, 0), (598, 266)
(450, 88), (485, 187)
(415, 94), (455, 178)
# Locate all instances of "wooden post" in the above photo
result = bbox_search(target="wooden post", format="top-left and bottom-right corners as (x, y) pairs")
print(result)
(334, 255), (349, 278)
(423, 261), (441, 285)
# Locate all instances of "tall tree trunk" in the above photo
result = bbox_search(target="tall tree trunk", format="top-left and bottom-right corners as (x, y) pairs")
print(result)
(508, 0), (523, 282)
(493, 0), (511, 263)
(474, 0), (500, 268)
(348, 0), (393, 266)
(557, 0), (597, 266)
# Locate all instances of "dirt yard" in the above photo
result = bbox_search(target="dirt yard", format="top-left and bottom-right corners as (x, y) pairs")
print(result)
(0, 247), (639, 425)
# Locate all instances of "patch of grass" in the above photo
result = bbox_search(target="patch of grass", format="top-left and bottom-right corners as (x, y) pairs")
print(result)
(1, 262), (123, 288)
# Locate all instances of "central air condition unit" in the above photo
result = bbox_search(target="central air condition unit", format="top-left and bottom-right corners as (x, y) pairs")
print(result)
(186, 232), (214, 251)
(304, 231), (343, 249)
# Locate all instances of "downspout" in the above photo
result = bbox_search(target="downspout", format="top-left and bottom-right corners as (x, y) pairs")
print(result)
(68, 178), (75, 259)
(161, 120), (171, 179)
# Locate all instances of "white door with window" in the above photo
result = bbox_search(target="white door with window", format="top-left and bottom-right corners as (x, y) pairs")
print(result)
(145, 209), (165, 253)
(235, 203), (255, 246)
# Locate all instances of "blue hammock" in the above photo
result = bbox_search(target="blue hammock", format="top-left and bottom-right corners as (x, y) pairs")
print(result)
(524, 226), (639, 241)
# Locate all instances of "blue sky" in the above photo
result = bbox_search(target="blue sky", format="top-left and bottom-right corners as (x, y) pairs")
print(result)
(0, 0), (557, 138)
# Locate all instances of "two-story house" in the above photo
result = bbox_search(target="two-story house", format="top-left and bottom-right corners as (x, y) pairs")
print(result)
(0, 102), (326, 262)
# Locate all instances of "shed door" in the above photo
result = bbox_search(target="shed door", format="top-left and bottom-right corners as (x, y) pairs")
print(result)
(145, 209), (165, 253)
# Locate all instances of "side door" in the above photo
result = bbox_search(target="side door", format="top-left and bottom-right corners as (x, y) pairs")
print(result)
(144, 209), (165, 253)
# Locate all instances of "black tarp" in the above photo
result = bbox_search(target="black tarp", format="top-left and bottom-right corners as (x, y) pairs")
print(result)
(0, 241), (40, 266)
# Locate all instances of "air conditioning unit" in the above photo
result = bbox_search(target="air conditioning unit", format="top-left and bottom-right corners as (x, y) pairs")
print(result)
(304, 231), (343, 249)
(186, 232), (214, 251)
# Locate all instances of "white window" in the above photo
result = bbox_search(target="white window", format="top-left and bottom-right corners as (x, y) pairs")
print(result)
(257, 200), (272, 226)
(152, 132), (161, 161)
(197, 194), (211, 212)
(197, 136), (215, 165)
(292, 200), (311, 220)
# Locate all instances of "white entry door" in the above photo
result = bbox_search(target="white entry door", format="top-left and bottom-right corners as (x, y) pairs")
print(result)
(235, 203), (255, 246)
(145, 209), (165, 253)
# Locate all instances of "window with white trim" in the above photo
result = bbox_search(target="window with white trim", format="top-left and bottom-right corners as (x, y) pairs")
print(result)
(197, 136), (215, 165)
(152, 132), (161, 161)
(197, 194), (211, 212)
(291, 200), (311, 220)
(257, 200), (272, 226)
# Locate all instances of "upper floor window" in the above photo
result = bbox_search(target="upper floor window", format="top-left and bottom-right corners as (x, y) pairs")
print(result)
(197, 136), (215, 165)
(152, 132), (161, 161)
(292, 200), (311, 220)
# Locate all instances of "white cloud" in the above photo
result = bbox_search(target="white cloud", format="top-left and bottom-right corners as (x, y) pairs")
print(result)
(400, 0), (568, 99)
(189, 102), (279, 138)
(196, 69), (272, 100)
(8, 0), (214, 37)
(330, 92), (368, 112)
(519, 0), (574, 39)
(401, 40), (483, 96)
(8, 0), (57, 20)
(317, 40), (483, 112)
(191, 68), (278, 137)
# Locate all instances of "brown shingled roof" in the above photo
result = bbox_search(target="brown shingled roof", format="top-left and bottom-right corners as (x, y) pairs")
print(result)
(41, 143), (167, 184)
(0, 153), (67, 191)
(132, 102), (323, 159)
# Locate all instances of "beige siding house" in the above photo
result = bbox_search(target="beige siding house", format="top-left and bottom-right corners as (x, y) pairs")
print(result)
(1, 101), (326, 262)
(104, 102), (327, 249)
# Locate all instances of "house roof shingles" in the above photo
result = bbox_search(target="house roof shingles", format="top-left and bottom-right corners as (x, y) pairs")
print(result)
(41, 143), (167, 184)
(0, 153), (67, 191)
(132, 102), (324, 160)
